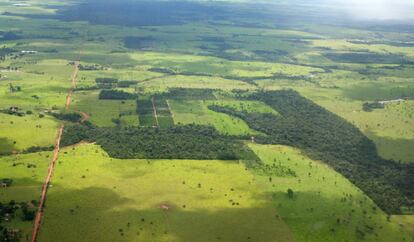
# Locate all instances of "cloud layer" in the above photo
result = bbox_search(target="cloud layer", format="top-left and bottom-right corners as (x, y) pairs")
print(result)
(329, 0), (414, 21)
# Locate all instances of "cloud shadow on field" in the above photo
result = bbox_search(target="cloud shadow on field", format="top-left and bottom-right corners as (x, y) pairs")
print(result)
(39, 186), (296, 242)
(252, 191), (412, 242)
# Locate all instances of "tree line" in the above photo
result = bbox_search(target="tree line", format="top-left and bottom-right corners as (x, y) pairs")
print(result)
(209, 90), (414, 214)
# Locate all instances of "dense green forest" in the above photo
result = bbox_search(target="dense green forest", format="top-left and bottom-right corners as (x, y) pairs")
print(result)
(156, 88), (217, 100)
(61, 124), (259, 162)
(99, 89), (137, 100)
(209, 90), (414, 214)
(50, 112), (82, 122)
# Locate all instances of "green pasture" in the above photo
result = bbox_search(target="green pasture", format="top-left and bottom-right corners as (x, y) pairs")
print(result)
(0, 151), (52, 239)
(169, 100), (260, 136)
(71, 91), (137, 127)
(297, 87), (414, 163)
(38, 144), (295, 242)
(248, 144), (413, 242)
(0, 113), (58, 153)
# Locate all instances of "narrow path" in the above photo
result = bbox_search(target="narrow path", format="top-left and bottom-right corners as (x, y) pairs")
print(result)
(166, 99), (175, 126)
(30, 55), (80, 242)
(79, 111), (90, 123)
(65, 59), (80, 110)
(152, 97), (159, 127)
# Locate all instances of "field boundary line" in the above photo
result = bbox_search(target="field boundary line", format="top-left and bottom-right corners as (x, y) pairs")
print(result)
(152, 97), (159, 127)
(166, 99), (175, 126)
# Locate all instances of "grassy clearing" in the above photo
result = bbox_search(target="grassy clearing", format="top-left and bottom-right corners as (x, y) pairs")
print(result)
(169, 100), (260, 136)
(71, 91), (137, 127)
(311, 39), (414, 58)
(130, 52), (323, 78)
(0, 151), (52, 239)
(392, 215), (414, 240)
(0, 113), (58, 153)
(137, 75), (256, 93)
(248, 143), (413, 242)
(0, 58), (73, 110)
(38, 143), (295, 242)
(208, 100), (279, 115)
(297, 87), (414, 163)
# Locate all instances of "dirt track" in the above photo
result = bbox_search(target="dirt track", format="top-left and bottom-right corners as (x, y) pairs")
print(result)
(65, 60), (80, 110)
(30, 55), (80, 242)
(152, 97), (159, 127)
(79, 111), (90, 123)
(30, 124), (63, 242)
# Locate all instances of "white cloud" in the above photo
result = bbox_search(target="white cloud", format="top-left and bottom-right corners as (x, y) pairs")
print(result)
(328, 0), (414, 21)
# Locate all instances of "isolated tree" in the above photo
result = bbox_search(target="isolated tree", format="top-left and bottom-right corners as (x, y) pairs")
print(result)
(287, 188), (294, 199)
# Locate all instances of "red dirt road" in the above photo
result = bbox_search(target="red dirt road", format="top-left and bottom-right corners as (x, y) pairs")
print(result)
(30, 124), (63, 242)
(30, 55), (80, 242)
(65, 60), (80, 110)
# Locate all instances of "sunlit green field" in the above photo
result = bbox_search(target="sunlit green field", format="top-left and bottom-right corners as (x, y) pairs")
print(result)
(35, 143), (413, 242)
(296, 87), (414, 163)
(38, 144), (295, 242)
(1, 0), (414, 241)
(0, 113), (58, 153)
(71, 91), (138, 127)
(0, 151), (52, 239)
(169, 100), (260, 136)
(248, 144), (412, 241)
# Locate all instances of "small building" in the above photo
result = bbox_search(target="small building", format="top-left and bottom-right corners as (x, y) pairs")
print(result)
(1, 178), (13, 187)
(9, 106), (19, 112)
(20, 50), (37, 54)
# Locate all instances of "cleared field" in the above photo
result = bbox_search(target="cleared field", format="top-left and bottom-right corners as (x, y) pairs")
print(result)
(1, 0), (414, 241)
(130, 52), (323, 78)
(137, 75), (256, 93)
(0, 113), (58, 154)
(0, 59), (73, 110)
(296, 87), (414, 163)
(248, 144), (413, 242)
(71, 91), (137, 127)
(392, 215), (414, 240)
(137, 99), (156, 127)
(209, 100), (279, 115)
(169, 100), (260, 136)
(38, 144), (295, 242)
(311, 39), (414, 58)
(0, 151), (52, 239)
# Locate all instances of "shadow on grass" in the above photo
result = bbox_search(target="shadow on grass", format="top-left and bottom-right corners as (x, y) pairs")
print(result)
(40, 186), (295, 242)
(366, 132), (414, 164)
(0, 137), (16, 155)
(253, 191), (412, 242)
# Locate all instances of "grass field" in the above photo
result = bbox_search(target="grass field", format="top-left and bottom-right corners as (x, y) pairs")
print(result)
(248, 144), (413, 242)
(169, 100), (261, 136)
(296, 87), (414, 163)
(0, 151), (52, 239)
(38, 144), (295, 242)
(71, 91), (137, 127)
(1, 0), (414, 241)
(0, 113), (58, 153)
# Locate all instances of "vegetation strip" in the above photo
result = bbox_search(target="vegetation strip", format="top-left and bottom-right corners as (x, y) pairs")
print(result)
(60, 124), (259, 162)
